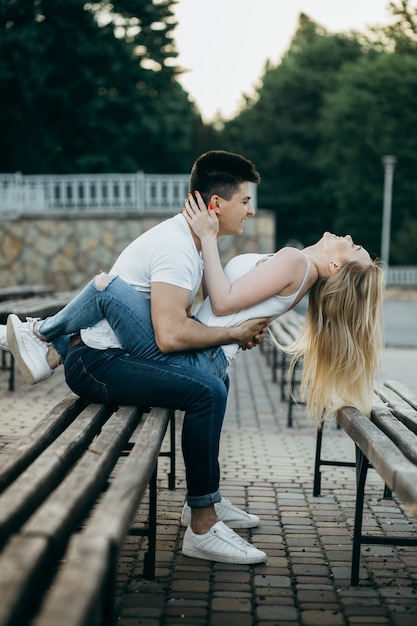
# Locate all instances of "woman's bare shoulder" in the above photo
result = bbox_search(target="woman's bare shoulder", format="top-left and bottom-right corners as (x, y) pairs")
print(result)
(271, 246), (306, 266)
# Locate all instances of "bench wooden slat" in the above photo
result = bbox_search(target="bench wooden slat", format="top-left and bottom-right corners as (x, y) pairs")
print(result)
(269, 319), (295, 346)
(86, 406), (170, 544)
(371, 405), (417, 465)
(31, 406), (171, 626)
(0, 387), (175, 625)
(314, 380), (417, 585)
(0, 396), (87, 492)
(0, 535), (50, 626)
(0, 407), (142, 625)
(22, 405), (141, 542)
(32, 535), (111, 626)
(375, 386), (417, 434)
(384, 379), (417, 411)
(0, 403), (113, 540)
(390, 468), (417, 519)
(0, 290), (77, 324)
(280, 312), (304, 334)
(338, 405), (417, 517)
(0, 285), (54, 302)
(268, 311), (305, 427)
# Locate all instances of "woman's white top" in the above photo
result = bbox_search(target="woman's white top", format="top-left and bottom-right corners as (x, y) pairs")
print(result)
(196, 252), (311, 364)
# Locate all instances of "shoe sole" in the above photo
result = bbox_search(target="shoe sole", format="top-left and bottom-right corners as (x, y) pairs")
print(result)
(7, 314), (38, 385)
(182, 545), (267, 564)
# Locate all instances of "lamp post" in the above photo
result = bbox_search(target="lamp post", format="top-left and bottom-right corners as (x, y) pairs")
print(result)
(380, 155), (397, 268)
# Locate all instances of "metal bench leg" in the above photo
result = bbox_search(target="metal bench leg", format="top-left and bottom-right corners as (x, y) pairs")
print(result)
(280, 352), (287, 401)
(287, 395), (294, 428)
(383, 484), (392, 499)
(313, 425), (324, 496)
(286, 364), (299, 427)
(8, 354), (15, 392)
(102, 542), (118, 626)
(159, 409), (176, 490)
(143, 464), (158, 580)
(351, 445), (369, 586)
(168, 410), (176, 490)
(272, 349), (278, 382)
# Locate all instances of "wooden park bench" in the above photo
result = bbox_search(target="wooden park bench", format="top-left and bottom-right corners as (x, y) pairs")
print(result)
(263, 316), (417, 585)
(0, 395), (176, 626)
(0, 290), (78, 391)
(314, 380), (417, 585)
(0, 285), (54, 302)
(262, 309), (305, 427)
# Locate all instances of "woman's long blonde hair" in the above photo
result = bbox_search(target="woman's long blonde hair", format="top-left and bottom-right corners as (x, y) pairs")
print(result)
(287, 260), (384, 426)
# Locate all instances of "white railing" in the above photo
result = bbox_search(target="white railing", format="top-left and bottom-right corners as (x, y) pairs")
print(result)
(385, 266), (417, 287)
(0, 172), (191, 216)
(0, 172), (259, 217)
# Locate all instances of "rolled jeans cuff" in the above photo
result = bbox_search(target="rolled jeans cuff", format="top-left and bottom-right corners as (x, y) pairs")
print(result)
(186, 490), (221, 508)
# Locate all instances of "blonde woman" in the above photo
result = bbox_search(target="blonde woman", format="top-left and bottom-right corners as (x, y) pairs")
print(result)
(182, 193), (384, 425)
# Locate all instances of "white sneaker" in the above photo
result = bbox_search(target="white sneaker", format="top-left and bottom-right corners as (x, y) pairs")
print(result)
(7, 314), (53, 385)
(0, 324), (8, 351)
(181, 497), (260, 529)
(0, 319), (36, 352)
(182, 520), (267, 564)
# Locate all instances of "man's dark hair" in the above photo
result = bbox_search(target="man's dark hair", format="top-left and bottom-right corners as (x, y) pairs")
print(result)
(189, 150), (261, 205)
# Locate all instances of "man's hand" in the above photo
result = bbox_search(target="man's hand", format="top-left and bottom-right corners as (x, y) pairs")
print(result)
(232, 318), (269, 350)
(240, 331), (266, 351)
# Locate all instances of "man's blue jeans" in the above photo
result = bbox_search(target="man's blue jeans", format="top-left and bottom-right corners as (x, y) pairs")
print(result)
(40, 275), (229, 506)
(39, 275), (228, 381)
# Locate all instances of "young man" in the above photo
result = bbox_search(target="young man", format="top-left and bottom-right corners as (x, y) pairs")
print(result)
(7, 150), (268, 564)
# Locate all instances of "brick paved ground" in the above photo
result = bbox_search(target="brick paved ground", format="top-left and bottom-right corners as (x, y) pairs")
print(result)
(1, 344), (417, 626)
(115, 345), (417, 626)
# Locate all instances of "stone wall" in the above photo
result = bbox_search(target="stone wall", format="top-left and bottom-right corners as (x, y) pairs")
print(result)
(0, 210), (275, 291)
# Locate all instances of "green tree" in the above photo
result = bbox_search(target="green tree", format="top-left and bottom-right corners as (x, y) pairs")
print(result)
(219, 15), (364, 248)
(319, 51), (417, 263)
(0, 0), (200, 173)
(370, 0), (417, 54)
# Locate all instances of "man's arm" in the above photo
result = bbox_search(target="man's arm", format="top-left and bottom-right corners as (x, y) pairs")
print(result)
(151, 282), (267, 353)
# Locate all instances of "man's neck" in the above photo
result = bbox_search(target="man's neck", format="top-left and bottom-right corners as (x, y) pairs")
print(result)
(189, 226), (202, 252)
(182, 213), (221, 252)
(185, 220), (220, 252)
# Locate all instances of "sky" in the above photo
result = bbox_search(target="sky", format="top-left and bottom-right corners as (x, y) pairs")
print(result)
(173, 0), (394, 122)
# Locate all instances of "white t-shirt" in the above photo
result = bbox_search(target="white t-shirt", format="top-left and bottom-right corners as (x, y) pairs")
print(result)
(196, 252), (311, 363)
(81, 214), (204, 349)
